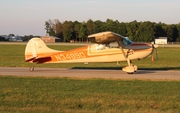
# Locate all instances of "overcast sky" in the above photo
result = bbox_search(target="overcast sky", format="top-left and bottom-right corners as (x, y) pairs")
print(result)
(1, 0), (180, 36)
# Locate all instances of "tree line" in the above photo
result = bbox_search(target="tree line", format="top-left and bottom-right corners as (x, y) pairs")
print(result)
(45, 19), (180, 42)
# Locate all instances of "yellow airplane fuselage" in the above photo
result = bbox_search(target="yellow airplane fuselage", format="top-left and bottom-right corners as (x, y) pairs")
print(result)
(25, 38), (153, 64)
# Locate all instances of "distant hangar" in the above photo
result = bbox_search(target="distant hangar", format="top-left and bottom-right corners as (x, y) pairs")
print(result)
(41, 36), (61, 43)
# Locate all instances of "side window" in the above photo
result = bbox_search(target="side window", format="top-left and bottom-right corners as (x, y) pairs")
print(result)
(123, 39), (128, 46)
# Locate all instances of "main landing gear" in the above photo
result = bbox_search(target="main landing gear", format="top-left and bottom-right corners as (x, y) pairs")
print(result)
(122, 59), (138, 74)
(122, 62), (138, 74)
(116, 38), (138, 74)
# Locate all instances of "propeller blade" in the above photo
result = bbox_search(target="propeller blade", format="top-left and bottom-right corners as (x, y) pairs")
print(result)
(152, 36), (159, 60)
(155, 48), (158, 60)
(152, 44), (159, 60)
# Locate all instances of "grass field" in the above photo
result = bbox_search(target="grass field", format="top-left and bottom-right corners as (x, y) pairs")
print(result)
(0, 76), (180, 113)
(0, 44), (180, 113)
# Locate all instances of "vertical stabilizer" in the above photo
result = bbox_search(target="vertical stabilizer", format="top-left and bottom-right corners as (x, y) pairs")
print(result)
(25, 38), (59, 62)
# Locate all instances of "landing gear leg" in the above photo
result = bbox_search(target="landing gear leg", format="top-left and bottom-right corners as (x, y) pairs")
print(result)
(116, 38), (138, 74)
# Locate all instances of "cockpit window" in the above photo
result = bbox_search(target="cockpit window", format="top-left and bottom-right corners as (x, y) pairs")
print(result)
(123, 37), (133, 46)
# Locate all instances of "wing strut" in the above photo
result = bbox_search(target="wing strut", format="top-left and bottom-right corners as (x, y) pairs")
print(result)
(116, 37), (137, 74)
(116, 38), (131, 66)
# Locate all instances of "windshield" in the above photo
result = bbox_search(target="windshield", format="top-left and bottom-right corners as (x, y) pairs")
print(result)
(123, 37), (133, 46)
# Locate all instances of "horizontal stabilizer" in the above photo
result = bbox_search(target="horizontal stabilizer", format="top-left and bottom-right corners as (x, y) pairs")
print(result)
(25, 38), (62, 63)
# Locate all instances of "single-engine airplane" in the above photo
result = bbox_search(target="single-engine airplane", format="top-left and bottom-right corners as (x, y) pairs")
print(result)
(25, 31), (158, 74)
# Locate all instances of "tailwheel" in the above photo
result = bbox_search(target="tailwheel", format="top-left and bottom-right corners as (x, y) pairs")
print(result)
(29, 63), (38, 72)
(29, 66), (35, 72)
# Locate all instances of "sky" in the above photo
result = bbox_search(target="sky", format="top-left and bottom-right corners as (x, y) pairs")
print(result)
(1, 0), (180, 36)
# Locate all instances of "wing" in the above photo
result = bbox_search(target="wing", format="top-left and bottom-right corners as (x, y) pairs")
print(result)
(88, 31), (128, 64)
(88, 31), (124, 44)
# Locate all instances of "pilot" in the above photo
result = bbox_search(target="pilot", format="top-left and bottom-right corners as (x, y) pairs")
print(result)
(96, 44), (105, 50)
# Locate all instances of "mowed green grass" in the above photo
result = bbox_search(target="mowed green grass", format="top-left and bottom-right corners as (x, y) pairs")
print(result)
(0, 76), (180, 113)
(0, 44), (180, 70)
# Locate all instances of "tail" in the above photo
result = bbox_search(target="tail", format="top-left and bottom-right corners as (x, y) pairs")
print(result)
(25, 38), (60, 62)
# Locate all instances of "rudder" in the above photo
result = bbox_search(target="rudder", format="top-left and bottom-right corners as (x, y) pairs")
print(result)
(25, 38), (59, 62)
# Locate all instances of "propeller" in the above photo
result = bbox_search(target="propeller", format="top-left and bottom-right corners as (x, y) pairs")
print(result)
(151, 36), (159, 60)
(152, 44), (159, 60)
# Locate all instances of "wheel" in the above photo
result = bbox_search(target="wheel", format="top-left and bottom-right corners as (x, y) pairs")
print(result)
(127, 72), (133, 74)
(29, 66), (34, 72)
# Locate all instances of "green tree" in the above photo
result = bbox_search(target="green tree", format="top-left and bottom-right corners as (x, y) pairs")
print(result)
(162, 25), (175, 42)
(45, 20), (55, 36)
(74, 21), (81, 42)
(126, 20), (139, 41)
(155, 23), (166, 37)
(106, 19), (115, 31)
(22, 35), (34, 41)
(62, 21), (74, 42)
(45, 19), (180, 42)
(93, 20), (106, 33)
(0, 36), (5, 41)
(8, 34), (15, 36)
(45, 20), (51, 35)
(79, 23), (87, 42)
(176, 23), (180, 42)
(86, 19), (94, 35)
(116, 22), (127, 36)
(137, 21), (155, 42)
(54, 19), (63, 39)
(177, 24), (180, 37)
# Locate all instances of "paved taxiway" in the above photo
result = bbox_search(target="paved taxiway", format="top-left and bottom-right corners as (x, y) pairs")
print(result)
(0, 67), (180, 81)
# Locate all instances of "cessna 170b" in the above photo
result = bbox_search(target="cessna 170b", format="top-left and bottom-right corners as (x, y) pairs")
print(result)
(25, 31), (158, 74)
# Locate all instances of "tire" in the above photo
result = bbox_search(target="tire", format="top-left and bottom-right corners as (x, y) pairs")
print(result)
(127, 72), (133, 74)
(29, 67), (34, 72)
